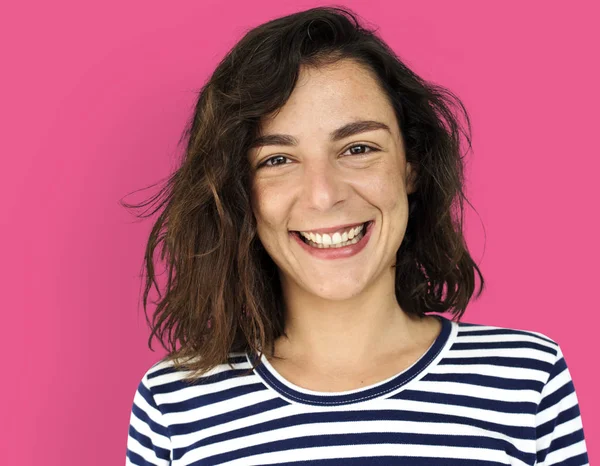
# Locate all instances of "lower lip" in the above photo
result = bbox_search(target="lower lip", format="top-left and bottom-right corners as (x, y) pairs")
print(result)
(290, 221), (374, 260)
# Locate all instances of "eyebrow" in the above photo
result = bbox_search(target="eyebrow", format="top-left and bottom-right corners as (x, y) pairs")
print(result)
(249, 120), (391, 149)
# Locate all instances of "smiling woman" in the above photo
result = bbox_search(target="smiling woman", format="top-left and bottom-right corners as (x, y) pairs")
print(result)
(122, 6), (589, 466)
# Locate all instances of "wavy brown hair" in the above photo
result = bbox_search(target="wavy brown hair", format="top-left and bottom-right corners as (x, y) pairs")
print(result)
(121, 5), (485, 383)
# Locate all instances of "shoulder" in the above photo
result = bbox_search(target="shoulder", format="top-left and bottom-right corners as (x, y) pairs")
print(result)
(134, 351), (254, 406)
(446, 319), (562, 382)
(454, 319), (559, 349)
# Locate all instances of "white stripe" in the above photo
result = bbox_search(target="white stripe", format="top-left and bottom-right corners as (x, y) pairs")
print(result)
(129, 410), (171, 450)
(126, 435), (169, 465)
(416, 380), (540, 403)
(536, 391), (578, 427)
(217, 443), (521, 466)
(133, 385), (168, 429)
(173, 404), (535, 454)
(446, 347), (556, 364)
(456, 333), (557, 350)
(163, 386), (277, 427)
(537, 416), (585, 452)
(541, 439), (588, 465)
(542, 364), (571, 396)
(153, 364), (257, 405)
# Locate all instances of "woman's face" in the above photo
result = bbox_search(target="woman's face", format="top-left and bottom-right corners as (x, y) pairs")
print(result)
(248, 59), (415, 301)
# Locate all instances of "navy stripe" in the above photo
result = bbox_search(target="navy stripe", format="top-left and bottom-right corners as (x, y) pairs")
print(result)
(173, 407), (536, 459)
(133, 382), (170, 439)
(169, 397), (289, 437)
(394, 388), (537, 414)
(127, 424), (170, 461)
(423, 371), (545, 391)
(537, 403), (581, 440)
(199, 431), (533, 465)
(126, 449), (162, 466)
(439, 356), (553, 372)
(452, 340), (556, 355)
(537, 428), (586, 463)
(151, 368), (253, 394)
(160, 381), (268, 414)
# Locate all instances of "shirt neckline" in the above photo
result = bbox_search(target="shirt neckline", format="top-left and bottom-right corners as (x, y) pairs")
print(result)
(246, 314), (456, 407)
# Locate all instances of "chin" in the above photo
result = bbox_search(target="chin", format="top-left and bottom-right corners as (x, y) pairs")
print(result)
(304, 280), (367, 301)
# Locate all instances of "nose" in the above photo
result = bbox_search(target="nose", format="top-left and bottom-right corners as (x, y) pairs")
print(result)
(301, 158), (348, 211)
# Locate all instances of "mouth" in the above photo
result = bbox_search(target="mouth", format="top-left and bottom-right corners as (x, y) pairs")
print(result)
(290, 220), (374, 249)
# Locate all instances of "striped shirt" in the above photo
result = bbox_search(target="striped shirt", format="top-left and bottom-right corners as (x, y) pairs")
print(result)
(125, 315), (589, 465)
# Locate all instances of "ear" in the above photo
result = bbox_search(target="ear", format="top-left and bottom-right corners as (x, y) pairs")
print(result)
(405, 162), (418, 195)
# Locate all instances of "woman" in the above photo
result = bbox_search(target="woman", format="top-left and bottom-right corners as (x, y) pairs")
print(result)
(124, 7), (589, 465)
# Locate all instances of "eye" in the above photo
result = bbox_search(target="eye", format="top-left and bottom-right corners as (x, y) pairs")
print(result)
(343, 143), (379, 156)
(258, 155), (291, 169)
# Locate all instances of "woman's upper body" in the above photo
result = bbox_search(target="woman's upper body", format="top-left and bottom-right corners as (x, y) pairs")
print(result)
(123, 6), (589, 466)
(126, 314), (588, 465)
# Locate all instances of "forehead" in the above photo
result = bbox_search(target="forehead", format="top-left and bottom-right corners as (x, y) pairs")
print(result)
(258, 59), (398, 137)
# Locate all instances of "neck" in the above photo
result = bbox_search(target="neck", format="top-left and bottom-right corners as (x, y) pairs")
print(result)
(271, 265), (426, 372)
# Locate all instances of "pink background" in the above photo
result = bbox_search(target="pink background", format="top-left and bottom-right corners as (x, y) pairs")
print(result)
(1, 0), (597, 463)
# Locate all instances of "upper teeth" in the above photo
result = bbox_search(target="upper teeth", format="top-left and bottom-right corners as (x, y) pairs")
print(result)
(299, 224), (365, 245)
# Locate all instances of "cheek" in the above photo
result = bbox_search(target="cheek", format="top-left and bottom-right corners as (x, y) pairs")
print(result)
(358, 164), (407, 212)
(251, 183), (288, 236)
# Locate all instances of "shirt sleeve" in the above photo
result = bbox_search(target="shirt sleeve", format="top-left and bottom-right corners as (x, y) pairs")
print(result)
(126, 373), (172, 465)
(535, 343), (589, 465)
